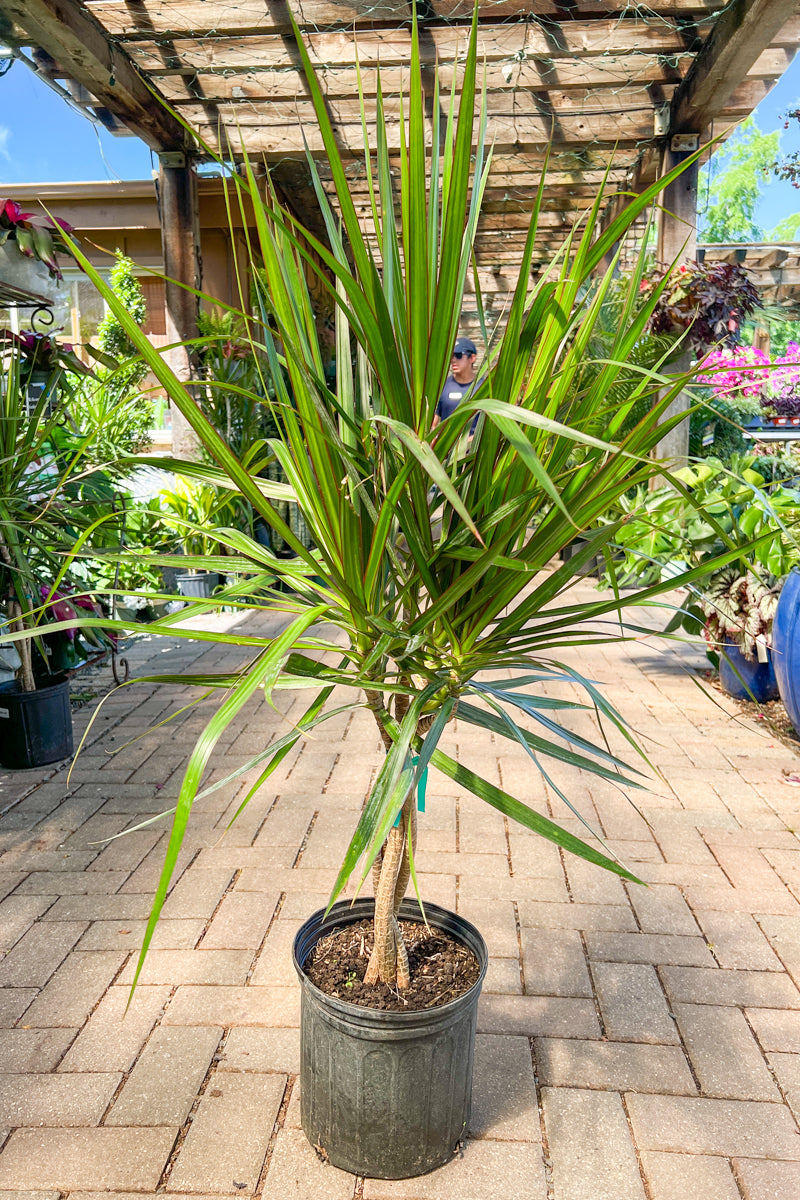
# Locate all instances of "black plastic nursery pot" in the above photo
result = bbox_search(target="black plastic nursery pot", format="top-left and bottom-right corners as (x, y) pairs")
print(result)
(0, 677), (73, 769)
(292, 897), (488, 1179)
(175, 571), (222, 599)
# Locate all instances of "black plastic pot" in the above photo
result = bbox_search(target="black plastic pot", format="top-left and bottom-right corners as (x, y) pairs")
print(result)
(292, 897), (488, 1179)
(559, 537), (602, 578)
(175, 571), (222, 599)
(0, 677), (73, 769)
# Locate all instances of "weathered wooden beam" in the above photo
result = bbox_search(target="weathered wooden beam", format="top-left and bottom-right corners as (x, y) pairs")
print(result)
(90, 0), (732, 39)
(175, 77), (773, 142)
(656, 148), (699, 268)
(0, 0), (187, 149)
(122, 19), (714, 73)
(155, 60), (685, 103)
(654, 146), (699, 468)
(152, 45), (792, 106)
(669, 0), (799, 134)
(171, 84), (675, 119)
(649, 0), (797, 463)
(596, 5), (799, 241)
(758, 248), (791, 269)
(186, 105), (655, 158)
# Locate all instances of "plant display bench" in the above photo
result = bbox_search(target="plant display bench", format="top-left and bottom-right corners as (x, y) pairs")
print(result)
(0, 240), (65, 326)
(743, 427), (800, 443)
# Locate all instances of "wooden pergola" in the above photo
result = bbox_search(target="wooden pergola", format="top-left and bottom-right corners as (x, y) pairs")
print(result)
(1, 1), (797, 251)
(701, 242), (800, 316)
(0, 0), (797, 448)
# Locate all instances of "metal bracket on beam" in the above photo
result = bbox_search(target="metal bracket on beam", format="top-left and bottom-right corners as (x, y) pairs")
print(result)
(158, 151), (187, 169)
(670, 134), (700, 153)
(654, 105), (670, 137)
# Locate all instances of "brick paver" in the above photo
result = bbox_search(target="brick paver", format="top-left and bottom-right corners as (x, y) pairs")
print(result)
(362, 1138), (548, 1199)
(167, 1072), (286, 1192)
(693, 910), (783, 970)
(673, 1004), (780, 1101)
(0, 1026), (77, 1072)
(535, 1037), (696, 1094)
(591, 961), (679, 1043)
(733, 1159), (800, 1200)
(626, 1094), (800, 1158)
(640, 1150), (741, 1200)
(105, 1025), (221, 1126)
(469, 1033), (540, 1140)
(0, 1128), (178, 1190)
(0, 1072), (121, 1125)
(3, 595), (800, 1199)
(542, 1087), (646, 1200)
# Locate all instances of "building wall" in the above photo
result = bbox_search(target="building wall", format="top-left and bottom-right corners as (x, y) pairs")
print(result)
(8, 177), (258, 316)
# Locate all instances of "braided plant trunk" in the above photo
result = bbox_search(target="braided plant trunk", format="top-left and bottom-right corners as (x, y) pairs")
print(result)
(9, 602), (35, 694)
(363, 689), (432, 990)
(364, 791), (417, 988)
(0, 534), (35, 693)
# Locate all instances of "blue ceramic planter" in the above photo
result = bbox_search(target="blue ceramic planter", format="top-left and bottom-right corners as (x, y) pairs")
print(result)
(772, 568), (800, 731)
(718, 644), (778, 703)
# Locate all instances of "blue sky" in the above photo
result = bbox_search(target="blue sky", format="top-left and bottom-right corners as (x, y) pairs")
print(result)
(0, 49), (799, 231)
(0, 57), (154, 183)
(737, 53), (800, 232)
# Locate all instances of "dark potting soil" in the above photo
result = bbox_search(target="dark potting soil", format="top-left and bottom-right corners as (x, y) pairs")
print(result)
(303, 918), (481, 1012)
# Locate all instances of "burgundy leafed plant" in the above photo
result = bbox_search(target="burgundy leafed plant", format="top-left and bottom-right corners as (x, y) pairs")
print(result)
(647, 260), (762, 352)
(0, 330), (91, 378)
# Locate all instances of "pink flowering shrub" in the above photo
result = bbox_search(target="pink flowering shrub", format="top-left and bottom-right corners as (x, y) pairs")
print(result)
(697, 343), (800, 417)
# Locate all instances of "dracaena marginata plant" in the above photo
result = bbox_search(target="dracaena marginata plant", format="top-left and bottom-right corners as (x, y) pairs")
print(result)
(57, 10), (759, 993)
(0, 348), (118, 691)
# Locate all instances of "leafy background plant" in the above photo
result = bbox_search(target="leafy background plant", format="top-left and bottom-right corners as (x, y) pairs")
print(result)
(0, 349), (120, 690)
(66, 252), (154, 463)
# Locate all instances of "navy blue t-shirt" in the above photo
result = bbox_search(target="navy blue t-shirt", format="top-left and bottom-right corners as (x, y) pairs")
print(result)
(435, 375), (478, 425)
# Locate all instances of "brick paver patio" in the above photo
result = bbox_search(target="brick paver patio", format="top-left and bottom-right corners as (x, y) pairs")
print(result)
(2, 587), (800, 1199)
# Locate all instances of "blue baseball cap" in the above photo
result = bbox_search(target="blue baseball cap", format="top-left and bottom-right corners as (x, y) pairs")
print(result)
(453, 337), (477, 356)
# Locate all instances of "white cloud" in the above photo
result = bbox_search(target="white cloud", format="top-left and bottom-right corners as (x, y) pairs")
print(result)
(0, 127), (10, 160)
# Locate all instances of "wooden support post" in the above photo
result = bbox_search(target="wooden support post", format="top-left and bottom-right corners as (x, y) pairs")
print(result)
(655, 146), (700, 469)
(657, 147), (699, 268)
(159, 155), (202, 460)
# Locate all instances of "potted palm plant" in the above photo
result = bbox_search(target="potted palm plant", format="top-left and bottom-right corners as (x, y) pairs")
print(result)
(157, 477), (245, 598)
(51, 9), (763, 1180)
(0, 348), (112, 767)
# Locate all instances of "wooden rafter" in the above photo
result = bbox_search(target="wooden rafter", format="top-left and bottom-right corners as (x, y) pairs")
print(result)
(612, 0), (800, 208)
(669, 0), (799, 134)
(0, 0), (186, 150)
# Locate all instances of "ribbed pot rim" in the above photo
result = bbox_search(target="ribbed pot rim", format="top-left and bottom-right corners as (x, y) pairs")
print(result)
(293, 897), (488, 1028)
(0, 677), (70, 702)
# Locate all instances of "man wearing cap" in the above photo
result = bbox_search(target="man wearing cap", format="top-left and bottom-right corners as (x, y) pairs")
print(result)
(432, 337), (478, 429)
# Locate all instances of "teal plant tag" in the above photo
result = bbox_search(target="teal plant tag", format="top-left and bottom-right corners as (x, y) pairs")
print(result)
(414, 755), (428, 814)
(394, 755), (427, 825)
